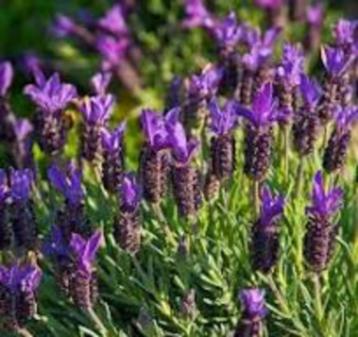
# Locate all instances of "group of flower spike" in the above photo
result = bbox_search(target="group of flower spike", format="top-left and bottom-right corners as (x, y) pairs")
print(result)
(0, 0), (357, 335)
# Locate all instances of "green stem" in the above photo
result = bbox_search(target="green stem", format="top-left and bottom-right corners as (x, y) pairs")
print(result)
(294, 158), (305, 199)
(312, 273), (323, 323)
(87, 308), (108, 337)
(283, 124), (290, 184)
(253, 180), (260, 219)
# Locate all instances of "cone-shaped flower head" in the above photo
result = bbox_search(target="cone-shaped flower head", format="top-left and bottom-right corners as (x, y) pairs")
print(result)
(80, 94), (114, 125)
(321, 46), (353, 78)
(98, 4), (128, 36)
(240, 288), (267, 318)
(9, 168), (33, 202)
(69, 230), (103, 276)
(121, 173), (141, 212)
(90, 72), (112, 96)
(242, 27), (281, 71)
(0, 61), (14, 97)
(48, 162), (84, 206)
(188, 65), (223, 100)
(238, 82), (278, 128)
(254, 0), (283, 9)
(102, 122), (126, 154)
(276, 43), (305, 87)
(333, 19), (357, 50)
(213, 12), (242, 51)
(306, 4), (324, 27)
(300, 74), (321, 108)
(168, 120), (199, 165)
(24, 73), (77, 114)
(259, 186), (285, 226)
(208, 98), (239, 135)
(0, 264), (42, 293)
(182, 0), (214, 29)
(306, 171), (343, 220)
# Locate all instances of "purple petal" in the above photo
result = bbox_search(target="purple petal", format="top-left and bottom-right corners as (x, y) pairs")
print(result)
(240, 288), (267, 318)
(98, 5), (128, 36)
(254, 0), (283, 9)
(9, 169), (34, 201)
(306, 4), (324, 27)
(299, 74), (321, 107)
(90, 72), (112, 95)
(0, 61), (14, 97)
(84, 230), (103, 263)
(121, 173), (141, 211)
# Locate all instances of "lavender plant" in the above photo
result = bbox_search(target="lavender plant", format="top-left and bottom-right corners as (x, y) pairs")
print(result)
(0, 2), (356, 337)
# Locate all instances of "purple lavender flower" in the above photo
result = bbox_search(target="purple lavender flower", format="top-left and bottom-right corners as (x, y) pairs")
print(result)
(165, 76), (184, 112)
(81, 95), (114, 125)
(188, 65), (223, 102)
(168, 120), (199, 165)
(9, 169), (34, 202)
(102, 123), (126, 193)
(213, 12), (242, 53)
(114, 173), (141, 253)
(304, 4), (324, 51)
(90, 72), (112, 96)
(0, 61), (16, 143)
(120, 173), (141, 213)
(69, 230), (102, 310)
(8, 169), (37, 251)
(306, 3), (324, 27)
(0, 170), (11, 250)
(48, 163), (89, 240)
(318, 46), (353, 123)
(240, 27), (280, 106)
(168, 120), (201, 217)
(333, 19), (357, 52)
(292, 74), (321, 156)
(208, 98), (238, 181)
(24, 73), (77, 155)
(276, 43), (305, 124)
(238, 83), (278, 181)
(80, 94), (114, 163)
(304, 171), (343, 272)
(24, 73), (77, 114)
(276, 43), (304, 88)
(48, 163), (84, 206)
(251, 186), (285, 273)
(52, 14), (77, 38)
(321, 46), (354, 78)
(0, 263), (42, 329)
(9, 119), (34, 169)
(139, 108), (178, 203)
(21, 53), (45, 84)
(182, 0), (215, 30)
(238, 82), (278, 128)
(98, 5), (129, 36)
(43, 225), (73, 295)
(184, 65), (223, 129)
(96, 35), (130, 70)
(0, 61), (14, 97)
(234, 288), (267, 337)
(323, 106), (358, 173)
